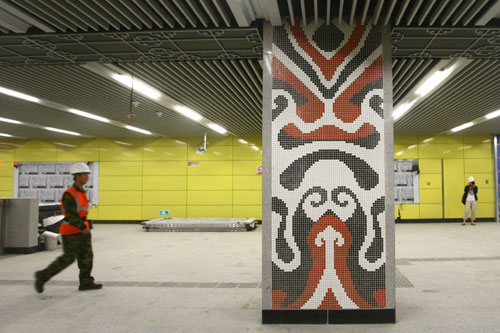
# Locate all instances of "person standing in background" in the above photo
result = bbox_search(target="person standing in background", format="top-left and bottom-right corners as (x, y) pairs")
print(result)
(462, 176), (478, 226)
(34, 162), (102, 293)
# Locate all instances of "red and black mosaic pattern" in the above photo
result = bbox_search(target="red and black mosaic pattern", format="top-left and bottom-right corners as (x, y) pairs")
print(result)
(271, 19), (386, 310)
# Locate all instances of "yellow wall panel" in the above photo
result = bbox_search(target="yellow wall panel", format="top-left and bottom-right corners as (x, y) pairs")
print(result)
(99, 191), (142, 205)
(394, 135), (418, 145)
(419, 174), (442, 189)
(142, 205), (186, 219)
(233, 176), (262, 190)
(233, 205), (262, 219)
(419, 159), (442, 174)
(100, 176), (142, 191)
(0, 163), (14, 177)
(187, 176), (232, 191)
(0, 148), (14, 163)
(465, 173), (494, 188)
(187, 191), (232, 205)
(187, 146), (232, 161)
(187, 206), (233, 218)
(395, 204), (420, 219)
(419, 189), (442, 204)
(233, 136), (262, 146)
(55, 139), (100, 147)
(99, 138), (144, 147)
(0, 190), (13, 197)
(464, 159), (493, 174)
(143, 161), (186, 175)
(419, 204), (442, 219)
(188, 136), (232, 146)
(463, 143), (493, 159)
(463, 135), (492, 144)
(187, 161), (233, 176)
(143, 146), (187, 161)
(233, 145), (263, 161)
(99, 147), (143, 161)
(100, 161), (142, 176)
(87, 206), (98, 220)
(15, 148), (57, 162)
(419, 143), (463, 159)
(233, 191), (262, 206)
(394, 144), (418, 159)
(0, 176), (13, 190)
(98, 206), (142, 220)
(56, 148), (100, 161)
(478, 188), (495, 203)
(16, 140), (57, 148)
(444, 159), (465, 218)
(233, 161), (262, 176)
(143, 137), (188, 147)
(476, 203), (495, 218)
(143, 176), (187, 191)
(417, 135), (463, 144)
(142, 191), (187, 205)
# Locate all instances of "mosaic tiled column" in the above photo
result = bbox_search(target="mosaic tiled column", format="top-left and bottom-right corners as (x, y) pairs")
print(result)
(262, 19), (395, 324)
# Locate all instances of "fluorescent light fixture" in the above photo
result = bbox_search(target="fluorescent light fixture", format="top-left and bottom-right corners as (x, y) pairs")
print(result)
(174, 106), (203, 122)
(0, 86), (40, 103)
(238, 139), (248, 144)
(451, 122), (474, 133)
(111, 74), (161, 100)
(125, 125), (152, 135)
(208, 123), (227, 134)
(485, 109), (500, 120)
(415, 66), (455, 97)
(393, 100), (416, 121)
(0, 133), (13, 137)
(0, 117), (21, 124)
(68, 108), (110, 123)
(45, 127), (80, 136)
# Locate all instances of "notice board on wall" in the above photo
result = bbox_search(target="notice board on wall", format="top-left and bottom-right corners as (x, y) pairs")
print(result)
(394, 159), (419, 204)
(13, 162), (99, 206)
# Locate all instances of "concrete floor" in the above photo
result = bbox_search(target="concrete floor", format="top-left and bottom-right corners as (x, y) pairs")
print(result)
(1, 222), (500, 332)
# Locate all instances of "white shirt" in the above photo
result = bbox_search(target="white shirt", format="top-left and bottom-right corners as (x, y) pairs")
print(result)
(466, 188), (476, 202)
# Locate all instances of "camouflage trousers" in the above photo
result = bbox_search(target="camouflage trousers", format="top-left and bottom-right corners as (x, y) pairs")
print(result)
(37, 233), (94, 286)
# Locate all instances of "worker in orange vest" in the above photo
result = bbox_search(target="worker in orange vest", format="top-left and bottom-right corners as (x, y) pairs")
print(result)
(35, 162), (102, 293)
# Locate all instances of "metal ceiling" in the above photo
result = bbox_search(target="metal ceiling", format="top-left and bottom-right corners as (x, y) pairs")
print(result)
(394, 59), (500, 134)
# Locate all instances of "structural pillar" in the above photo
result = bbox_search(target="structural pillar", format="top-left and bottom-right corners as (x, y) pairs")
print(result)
(262, 18), (395, 324)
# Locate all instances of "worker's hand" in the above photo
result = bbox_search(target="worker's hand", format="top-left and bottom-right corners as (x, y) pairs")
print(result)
(82, 226), (91, 235)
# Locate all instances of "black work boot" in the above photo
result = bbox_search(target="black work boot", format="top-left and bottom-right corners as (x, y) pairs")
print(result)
(78, 283), (103, 291)
(34, 271), (45, 294)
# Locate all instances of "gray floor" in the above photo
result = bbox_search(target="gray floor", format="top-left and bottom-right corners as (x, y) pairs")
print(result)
(1, 222), (500, 332)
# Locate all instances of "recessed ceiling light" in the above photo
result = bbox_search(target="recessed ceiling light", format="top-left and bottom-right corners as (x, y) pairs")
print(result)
(68, 108), (110, 123)
(451, 122), (474, 133)
(0, 133), (13, 137)
(208, 123), (227, 134)
(174, 105), (203, 122)
(125, 125), (152, 135)
(393, 100), (416, 121)
(485, 109), (500, 120)
(415, 65), (455, 97)
(0, 86), (40, 103)
(111, 74), (161, 100)
(45, 127), (81, 136)
(0, 117), (22, 124)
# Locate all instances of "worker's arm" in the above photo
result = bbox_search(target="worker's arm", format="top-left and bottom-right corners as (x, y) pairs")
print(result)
(62, 193), (87, 231)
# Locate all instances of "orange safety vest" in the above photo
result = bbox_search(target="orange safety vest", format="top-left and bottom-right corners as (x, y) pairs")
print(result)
(60, 185), (90, 235)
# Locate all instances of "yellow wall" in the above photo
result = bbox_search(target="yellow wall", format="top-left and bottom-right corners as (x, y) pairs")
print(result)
(395, 134), (495, 219)
(1, 134), (495, 221)
(0, 136), (262, 220)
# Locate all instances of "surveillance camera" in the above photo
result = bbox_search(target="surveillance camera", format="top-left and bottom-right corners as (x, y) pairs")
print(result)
(127, 113), (135, 120)
(132, 101), (140, 108)
(156, 111), (163, 117)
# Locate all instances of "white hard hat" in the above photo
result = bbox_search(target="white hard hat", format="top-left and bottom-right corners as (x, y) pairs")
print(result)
(70, 162), (90, 174)
(468, 176), (475, 182)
